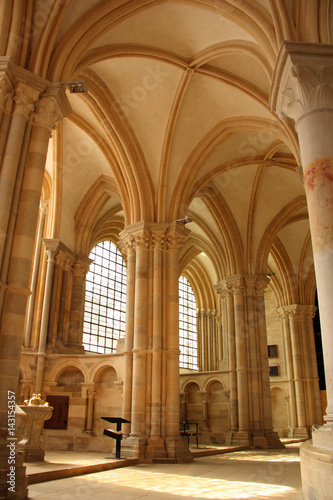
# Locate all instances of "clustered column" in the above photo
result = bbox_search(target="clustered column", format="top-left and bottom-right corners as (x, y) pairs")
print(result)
(277, 305), (322, 437)
(119, 221), (193, 462)
(0, 58), (71, 500)
(197, 309), (218, 371)
(216, 274), (282, 448)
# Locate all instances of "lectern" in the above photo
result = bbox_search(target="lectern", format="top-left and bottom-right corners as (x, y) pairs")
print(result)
(101, 417), (131, 459)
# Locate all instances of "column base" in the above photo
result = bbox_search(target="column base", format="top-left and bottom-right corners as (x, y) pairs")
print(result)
(288, 426), (311, 439)
(253, 430), (284, 449)
(144, 437), (168, 462)
(122, 435), (193, 463)
(225, 430), (252, 446)
(164, 436), (193, 463)
(121, 436), (148, 460)
(225, 430), (283, 448)
(300, 425), (333, 499)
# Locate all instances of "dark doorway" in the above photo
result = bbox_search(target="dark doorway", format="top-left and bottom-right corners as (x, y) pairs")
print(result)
(44, 395), (69, 429)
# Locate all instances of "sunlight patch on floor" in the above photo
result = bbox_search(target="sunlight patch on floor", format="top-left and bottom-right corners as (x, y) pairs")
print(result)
(83, 469), (297, 499)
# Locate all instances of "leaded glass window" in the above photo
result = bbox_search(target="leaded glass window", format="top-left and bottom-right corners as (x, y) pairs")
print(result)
(83, 241), (127, 354)
(179, 276), (198, 370)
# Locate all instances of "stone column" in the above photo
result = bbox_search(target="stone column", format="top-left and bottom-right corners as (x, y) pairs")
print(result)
(0, 82), (38, 271)
(82, 384), (96, 435)
(278, 307), (298, 434)
(47, 246), (73, 351)
(35, 239), (60, 394)
(270, 41), (333, 499)
(0, 80), (70, 499)
(179, 392), (187, 424)
(278, 305), (322, 437)
(120, 243), (135, 437)
(199, 392), (209, 431)
(197, 309), (217, 371)
(67, 255), (91, 352)
(164, 223), (192, 462)
(120, 222), (192, 462)
(216, 275), (281, 448)
(23, 200), (49, 347)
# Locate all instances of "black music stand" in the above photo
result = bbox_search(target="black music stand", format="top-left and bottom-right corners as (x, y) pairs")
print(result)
(101, 417), (131, 459)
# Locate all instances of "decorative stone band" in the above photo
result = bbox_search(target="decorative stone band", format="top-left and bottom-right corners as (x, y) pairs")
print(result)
(72, 255), (92, 277)
(277, 304), (317, 321)
(215, 274), (270, 297)
(119, 221), (190, 253)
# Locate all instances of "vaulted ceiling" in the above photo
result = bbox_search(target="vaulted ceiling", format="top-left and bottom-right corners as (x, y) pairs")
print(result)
(3, 0), (332, 304)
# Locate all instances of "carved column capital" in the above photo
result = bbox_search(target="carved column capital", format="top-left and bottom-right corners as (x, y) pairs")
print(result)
(166, 222), (190, 251)
(73, 255), (92, 277)
(42, 239), (60, 262)
(55, 248), (74, 271)
(32, 85), (71, 132)
(119, 221), (190, 252)
(270, 41), (333, 123)
(216, 274), (269, 297)
(277, 304), (317, 321)
(13, 82), (39, 118)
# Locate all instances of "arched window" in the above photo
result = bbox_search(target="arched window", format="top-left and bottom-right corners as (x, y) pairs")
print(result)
(83, 241), (127, 354)
(179, 276), (198, 370)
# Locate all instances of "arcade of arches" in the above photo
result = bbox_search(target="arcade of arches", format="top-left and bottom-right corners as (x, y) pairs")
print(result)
(0, 1), (333, 499)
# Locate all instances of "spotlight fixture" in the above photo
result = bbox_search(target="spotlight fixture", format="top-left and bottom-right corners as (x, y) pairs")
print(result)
(58, 81), (88, 93)
(174, 217), (193, 224)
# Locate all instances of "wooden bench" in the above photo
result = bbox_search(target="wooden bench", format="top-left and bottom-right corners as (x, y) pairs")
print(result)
(180, 421), (199, 447)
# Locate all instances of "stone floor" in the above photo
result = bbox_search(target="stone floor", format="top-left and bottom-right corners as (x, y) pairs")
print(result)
(26, 443), (303, 500)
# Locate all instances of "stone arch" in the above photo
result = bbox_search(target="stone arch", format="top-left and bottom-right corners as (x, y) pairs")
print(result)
(56, 366), (85, 396)
(47, 360), (88, 386)
(93, 366), (123, 439)
(90, 360), (121, 385)
(270, 385), (289, 437)
(183, 382), (202, 430)
(206, 380), (229, 444)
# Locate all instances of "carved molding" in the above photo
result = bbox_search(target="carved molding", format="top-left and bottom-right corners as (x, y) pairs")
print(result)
(215, 274), (269, 297)
(42, 238), (60, 262)
(280, 65), (333, 122)
(13, 82), (39, 118)
(119, 221), (190, 252)
(277, 304), (317, 321)
(73, 255), (92, 277)
(270, 41), (333, 123)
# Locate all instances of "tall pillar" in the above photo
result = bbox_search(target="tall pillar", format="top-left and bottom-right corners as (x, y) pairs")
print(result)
(199, 392), (209, 431)
(278, 305), (321, 438)
(0, 82), (38, 271)
(23, 200), (49, 347)
(67, 255), (91, 352)
(82, 384), (96, 435)
(119, 221), (192, 462)
(197, 309), (217, 371)
(0, 75), (70, 499)
(216, 275), (282, 448)
(35, 239), (60, 394)
(270, 41), (333, 499)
